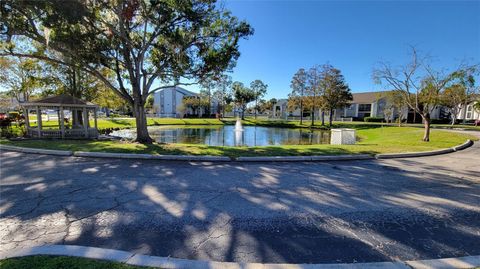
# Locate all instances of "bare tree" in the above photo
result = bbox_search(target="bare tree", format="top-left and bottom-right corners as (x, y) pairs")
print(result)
(373, 48), (454, 141)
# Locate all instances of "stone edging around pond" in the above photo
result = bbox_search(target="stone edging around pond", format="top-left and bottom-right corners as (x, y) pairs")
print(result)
(0, 139), (473, 162)
(1, 245), (480, 269)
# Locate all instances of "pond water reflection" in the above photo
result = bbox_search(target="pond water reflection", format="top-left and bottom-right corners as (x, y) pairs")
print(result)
(111, 125), (331, 146)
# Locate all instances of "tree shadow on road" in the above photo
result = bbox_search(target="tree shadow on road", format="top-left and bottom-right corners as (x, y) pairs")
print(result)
(1, 151), (479, 264)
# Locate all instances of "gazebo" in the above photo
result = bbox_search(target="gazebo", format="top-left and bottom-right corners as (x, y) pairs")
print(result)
(22, 94), (99, 139)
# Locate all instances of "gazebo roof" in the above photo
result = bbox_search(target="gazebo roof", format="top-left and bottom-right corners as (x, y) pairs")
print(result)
(23, 94), (97, 107)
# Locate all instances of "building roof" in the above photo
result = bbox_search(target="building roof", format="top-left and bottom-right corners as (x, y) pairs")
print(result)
(175, 87), (198, 96)
(352, 91), (388, 104)
(155, 86), (198, 96)
(23, 94), (97, 107)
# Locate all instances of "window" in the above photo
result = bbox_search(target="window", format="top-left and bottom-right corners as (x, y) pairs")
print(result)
(467, 106), (473, 119)
(358, 104), (371, 112)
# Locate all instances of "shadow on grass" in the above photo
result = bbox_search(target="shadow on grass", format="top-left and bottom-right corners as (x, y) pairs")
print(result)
(107, 119), (136, 127)
(0, 139), (378, 158)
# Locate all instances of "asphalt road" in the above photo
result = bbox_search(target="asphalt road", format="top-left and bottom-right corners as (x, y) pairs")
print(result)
(1, 137), (479, 263)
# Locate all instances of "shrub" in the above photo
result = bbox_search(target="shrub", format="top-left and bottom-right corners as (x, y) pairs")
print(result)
(0, 118), (13, 138)
(7, 111), (20, 120)
(430, 118), (451, 124)
(364, 117), (384, 122)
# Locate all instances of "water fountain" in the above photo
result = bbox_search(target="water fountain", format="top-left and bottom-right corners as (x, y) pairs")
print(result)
(234, 118), (244, 146)
(234, 118), (244, 131)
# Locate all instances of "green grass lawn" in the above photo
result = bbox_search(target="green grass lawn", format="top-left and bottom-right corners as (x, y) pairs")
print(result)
(1, 127), (476, 158)
(23, 116), (480, 132)
(0, 255), (151, 269)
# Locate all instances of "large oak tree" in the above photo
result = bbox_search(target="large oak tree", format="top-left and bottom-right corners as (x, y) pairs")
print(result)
(0, 0), (253, 143)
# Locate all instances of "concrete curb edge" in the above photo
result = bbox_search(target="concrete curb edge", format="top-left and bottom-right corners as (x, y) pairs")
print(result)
(0, 139), (473, 162)
(1, 245), (479, 269)
(0, 144), (73, 156)
(73, 151), (231, 162)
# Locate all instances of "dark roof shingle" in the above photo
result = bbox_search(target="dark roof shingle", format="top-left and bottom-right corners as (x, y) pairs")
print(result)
(28, 94), (95, 105)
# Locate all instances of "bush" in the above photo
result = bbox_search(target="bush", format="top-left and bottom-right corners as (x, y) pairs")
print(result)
(430, 118), (451, 124)
(364, 117), (385, 122)
(7, 111), (20, 120)
(183, 114), (217, 118)
(0, 118), (14, 138)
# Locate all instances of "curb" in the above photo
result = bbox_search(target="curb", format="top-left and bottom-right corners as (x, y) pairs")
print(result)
(236, 154), (374, 162)
(1, 245), (479, 269)
(73, 151), (231, 162)
(452, 139), (474, 151)
(0, 144), (73, 156)
(375, 139), (473, 159)
(0, 139), (473, 162)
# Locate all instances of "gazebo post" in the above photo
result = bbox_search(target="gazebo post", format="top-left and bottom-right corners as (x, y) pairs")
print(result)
(59, 106), (65, 139)
(93, 108), (98, 130)
(25, 108), (30, 132)
(36, 105), (42, 138)
(83, 107), (88, 138)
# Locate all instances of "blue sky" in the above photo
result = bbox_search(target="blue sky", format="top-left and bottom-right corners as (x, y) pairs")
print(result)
(185, 0), (480, 99)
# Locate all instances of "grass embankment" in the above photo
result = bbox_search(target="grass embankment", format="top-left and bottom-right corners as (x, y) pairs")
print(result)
(1, 127), (476, 158)
(0, 255), (150, 269)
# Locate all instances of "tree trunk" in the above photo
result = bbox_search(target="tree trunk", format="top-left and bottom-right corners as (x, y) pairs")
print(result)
(311, 109), (315, 126)
(300, 101), (303, 125)
(422, 115), (431, 142)
(133, 100), (153, 144)
(321, 111), (325, 126)
(329, 109), (333, 127)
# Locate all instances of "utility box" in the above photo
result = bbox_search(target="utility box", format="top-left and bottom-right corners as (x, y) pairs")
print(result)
(330, 128), (356, 145)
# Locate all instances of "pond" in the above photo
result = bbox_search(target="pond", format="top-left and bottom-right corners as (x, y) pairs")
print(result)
(111, 125), (331, 147)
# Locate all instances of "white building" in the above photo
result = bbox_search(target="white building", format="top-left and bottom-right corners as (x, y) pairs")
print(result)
(152, 86), (198, 118)
(457, 101), (480, 122)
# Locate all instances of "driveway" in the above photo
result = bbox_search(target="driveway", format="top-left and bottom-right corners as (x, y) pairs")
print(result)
(1, 137), (479, 263)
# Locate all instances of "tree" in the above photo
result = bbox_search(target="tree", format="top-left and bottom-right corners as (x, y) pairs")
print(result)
(269, 98), (278, 117)
(305, 65), (324, 126)
(199, 88), (212, 116)
(92, 86), (128, 116)
(373, 48), (456, 142)
(212, 74), (232, 117)
(379, 91), (407, 126)
(233, 81), (255, 120)
(290, 68), (307, 124)
(320, 65), (352, 126)
(182, 96), (208, 118)
(442, 84), (467, 125)
(1, 0), (253, 143)
(0, 56), (42, 104)
(145, 94), (154, 112)
(450, 66), (479, 124)
(250, 79), (268, 119)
